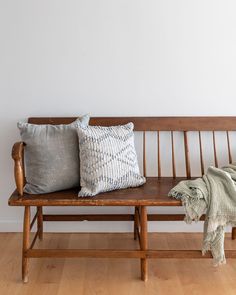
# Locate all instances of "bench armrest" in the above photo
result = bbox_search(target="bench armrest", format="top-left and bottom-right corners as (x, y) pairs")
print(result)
(12, 142), (25, 196)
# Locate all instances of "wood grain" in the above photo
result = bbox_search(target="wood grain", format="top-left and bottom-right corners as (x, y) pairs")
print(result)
(42, 213), (205, 222)
(22, 206), (30, 283)
(12, 142), (25, 196)
(157, 130), (161, 177)
(171, 131), (176, 178)
(28, 116), (236, 131)
(198, 131), (204, 175)
(140, 206), (148, 281)
(37, 206), (43, 240)
(184, 131), (191, 178)
(227, 131), (233, 164)
(9, 177), (186, 207)
(212, 131), (218, 168)
(2, 233), (236, 295)
(143, 132), (146, 177)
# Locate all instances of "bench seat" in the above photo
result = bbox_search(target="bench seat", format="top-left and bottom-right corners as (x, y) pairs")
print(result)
(8, 177), (187, 207)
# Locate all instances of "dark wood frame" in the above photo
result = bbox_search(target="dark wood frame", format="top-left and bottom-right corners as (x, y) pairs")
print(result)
(8, 117), (236, 283)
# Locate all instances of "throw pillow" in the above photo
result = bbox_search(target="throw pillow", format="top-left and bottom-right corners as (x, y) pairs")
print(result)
(18, 115), (89, 194)
(77, 122), (146, 196)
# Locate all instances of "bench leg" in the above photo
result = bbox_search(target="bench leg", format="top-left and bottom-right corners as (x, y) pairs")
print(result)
(37, 206), (43, 240)
(140, 206), (148, 282)
(232, 227), (236, 240)
(133, 206), (139, 240)
(22, 206), (30, 283)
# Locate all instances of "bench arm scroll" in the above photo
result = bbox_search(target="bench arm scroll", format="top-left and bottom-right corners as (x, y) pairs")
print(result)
(12, 142), (25, 196)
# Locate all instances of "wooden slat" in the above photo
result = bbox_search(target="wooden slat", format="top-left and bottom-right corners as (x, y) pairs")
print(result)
(134, 207), (138, 240)
(147, 250), (212, 258)
(43, 214), (134, 221)
(157, 131), (161, 178)
(29, 230), (39, 250)
(37, 206), (43, 240)
(232, 227), (236, 240)
(147, 214), (205, 221)
(42, 213), (205, 222)
(198, 131), (204, 175)
(9, 195), (181, 207)
(12, 142), (25, 196)
(136, 228), (141, 247)
(25, 248), (236, 259)
(227, 131), (233, 164)
(28, 117), (236, 131)
(9, 178), (186, 207)
(26, 249), (146, 258)
(22, 206), (30, 283)
(184, 131), (191, 178)
(143, 132), (146, 177)
(134, 207), (141, 246)
(30, 211), (38, 230)
(171, 131), (176, 178)
(140, 206), (148, 281)
(137, 207), (142, 248)
(212, 131), (218, 167)
(147, 250), (236, 259)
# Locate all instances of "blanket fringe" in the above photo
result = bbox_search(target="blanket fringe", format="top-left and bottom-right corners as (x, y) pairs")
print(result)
(169, 188), (236, 266)
(168, 189), (205, 223)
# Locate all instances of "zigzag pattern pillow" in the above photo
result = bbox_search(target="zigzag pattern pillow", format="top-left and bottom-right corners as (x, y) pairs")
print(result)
(77, 122), (146, 197)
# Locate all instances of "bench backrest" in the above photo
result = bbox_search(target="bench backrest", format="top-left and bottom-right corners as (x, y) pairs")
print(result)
(28, 117), (236, 178)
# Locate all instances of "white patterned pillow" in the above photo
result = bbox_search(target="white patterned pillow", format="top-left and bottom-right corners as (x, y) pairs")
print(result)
(77, 122), (146, 197)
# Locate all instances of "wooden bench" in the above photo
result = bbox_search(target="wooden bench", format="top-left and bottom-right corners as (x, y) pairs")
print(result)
(8, 116), (236, 283)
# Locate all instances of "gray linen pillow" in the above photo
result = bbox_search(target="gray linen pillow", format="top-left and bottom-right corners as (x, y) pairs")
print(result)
(18, 115), (89, 194)
(77, 122), (146, 197)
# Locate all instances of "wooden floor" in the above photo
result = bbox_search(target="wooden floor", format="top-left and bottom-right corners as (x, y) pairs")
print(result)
(1, 233), (236, 295)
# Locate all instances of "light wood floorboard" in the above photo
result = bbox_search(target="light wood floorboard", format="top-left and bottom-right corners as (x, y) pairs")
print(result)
(0, 233), (236, 295)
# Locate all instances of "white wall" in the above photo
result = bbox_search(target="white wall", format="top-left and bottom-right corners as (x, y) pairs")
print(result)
(0, 0), (236, 232)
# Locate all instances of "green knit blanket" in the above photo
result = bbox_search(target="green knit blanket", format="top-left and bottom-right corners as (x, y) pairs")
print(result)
(168, 164), (236, 265)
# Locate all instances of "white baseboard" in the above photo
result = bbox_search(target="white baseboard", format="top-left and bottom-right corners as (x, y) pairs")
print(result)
(0, 220), (232, 233)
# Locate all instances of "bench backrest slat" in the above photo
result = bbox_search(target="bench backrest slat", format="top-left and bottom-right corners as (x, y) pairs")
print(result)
(157, 131), (161, 178)
(183, 131), (191, 178)
(143, 132), (146, 177)
(28, 117), (236, 131)
(171, 131), (176, 178)
(212, 131), (218, 168)
(198, 131), (205, 175)
(227, 131), (232, 164)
